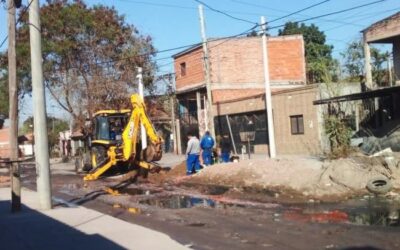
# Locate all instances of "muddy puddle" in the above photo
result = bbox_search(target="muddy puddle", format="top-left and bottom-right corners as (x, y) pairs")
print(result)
(281, 196), (400, 227)
(122, 188), (159, 196)
(140, 195), (217, 209)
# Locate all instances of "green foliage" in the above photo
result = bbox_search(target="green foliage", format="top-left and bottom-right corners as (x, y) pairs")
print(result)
(341, 40), (390, 85)
(341, 41), (364, 82)
(324, 114), (352, 158)
(321, 81), (353, 159)
(279, 22), (335, 83)
(371, 50), (390, 86)
(0, 0), (156, 128)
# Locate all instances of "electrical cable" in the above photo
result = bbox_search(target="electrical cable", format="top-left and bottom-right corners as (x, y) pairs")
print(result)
(2, 0), (390, 76)
(193, 0), (257, 25)
(266, 0), (386, 30)
(323, 6), (400, 32)
(0, 0), (34, 49)
(269, 0), (330, 23)
(118, 0), (273, 17)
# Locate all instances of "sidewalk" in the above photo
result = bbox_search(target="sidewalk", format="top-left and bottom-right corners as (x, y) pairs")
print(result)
(157, 153), (185, 169)
(0, 187), (189, 250)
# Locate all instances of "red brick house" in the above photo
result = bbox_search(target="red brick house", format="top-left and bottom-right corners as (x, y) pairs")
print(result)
(172, 35), (326, 155)
(0, 128), (34, 158)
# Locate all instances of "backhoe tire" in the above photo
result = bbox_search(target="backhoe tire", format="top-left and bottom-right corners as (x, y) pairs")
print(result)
(82, 153), (93, 172)
(91, 145), (108, 169)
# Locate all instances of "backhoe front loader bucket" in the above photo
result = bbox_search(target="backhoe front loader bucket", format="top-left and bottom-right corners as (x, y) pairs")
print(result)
(143, 143), (162, 162)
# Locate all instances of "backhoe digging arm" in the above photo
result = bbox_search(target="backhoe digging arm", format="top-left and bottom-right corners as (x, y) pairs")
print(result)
(83, 94), (162, 181)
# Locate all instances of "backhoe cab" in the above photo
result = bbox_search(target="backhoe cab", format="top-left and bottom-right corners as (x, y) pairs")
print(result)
(81, 94), (162, 181)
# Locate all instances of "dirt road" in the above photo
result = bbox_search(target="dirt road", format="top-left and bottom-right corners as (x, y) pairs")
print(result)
(2, 159), (400, 250)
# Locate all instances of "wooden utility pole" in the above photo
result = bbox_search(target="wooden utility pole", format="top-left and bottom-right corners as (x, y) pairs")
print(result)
(261, 16), (276, 159)
(198, 5), (215, 139)
(29, 0), (52, 210)
(8, 0), (21, 212)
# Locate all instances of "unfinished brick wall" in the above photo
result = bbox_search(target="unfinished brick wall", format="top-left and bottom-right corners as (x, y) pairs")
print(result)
(363, 12), (400, 43)
(208, 35), (306, 85)
(272, 86), (321, 155)
(174, 47), (205, 91)
(173, 35), (306, 93)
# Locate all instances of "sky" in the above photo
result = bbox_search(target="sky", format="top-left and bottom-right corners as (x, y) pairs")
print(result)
(0, 0), (399, 122)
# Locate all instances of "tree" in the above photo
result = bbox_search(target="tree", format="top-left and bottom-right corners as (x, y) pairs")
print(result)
(278, 22), (335, 83)
(341, 41), (364, 82)
(0, 0), (156, 129)
(341, 39), (390, 86)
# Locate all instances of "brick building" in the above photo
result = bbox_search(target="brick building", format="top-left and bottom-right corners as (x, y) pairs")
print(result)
(173, 35), (326, 155)
(0, 127), (34, 158)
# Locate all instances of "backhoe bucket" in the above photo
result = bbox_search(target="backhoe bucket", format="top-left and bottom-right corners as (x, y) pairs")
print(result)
(143, 143), (162, 162)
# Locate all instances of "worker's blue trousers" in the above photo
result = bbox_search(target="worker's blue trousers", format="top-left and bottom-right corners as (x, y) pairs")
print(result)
(202, 148), (213, 166)
(186, 154), (200, 175)
(221, 152), (230, 163)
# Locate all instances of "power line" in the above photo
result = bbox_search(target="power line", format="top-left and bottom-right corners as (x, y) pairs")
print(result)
(155, 4), (395, 72)
(118, 0), (195, 10)
(66, 0), (387, 72)
(118, 0), (276, 17)
(193, 0), (257, 25)
(323, 6), (400, 32)
(266, 0), (386, 30)
(269, 0), (331, 23)
(230, 0), (291, 14)
(231, 0), (382, 28)
(0, 0), (34, 49)
(3, 0), (389, 75)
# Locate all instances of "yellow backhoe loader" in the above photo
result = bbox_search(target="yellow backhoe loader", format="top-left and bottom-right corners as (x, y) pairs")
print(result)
(78, 94), (162, 181)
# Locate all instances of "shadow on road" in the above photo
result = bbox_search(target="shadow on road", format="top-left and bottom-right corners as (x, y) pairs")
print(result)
(64, 175), (138, 206)
(0, 201), (125, 250)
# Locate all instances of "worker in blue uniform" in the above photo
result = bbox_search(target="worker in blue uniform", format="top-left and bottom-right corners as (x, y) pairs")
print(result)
(200, 131), (215, 166)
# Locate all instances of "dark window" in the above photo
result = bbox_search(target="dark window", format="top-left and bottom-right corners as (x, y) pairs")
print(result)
(180, 62), (186, 76)
(290, 115), (304, 135)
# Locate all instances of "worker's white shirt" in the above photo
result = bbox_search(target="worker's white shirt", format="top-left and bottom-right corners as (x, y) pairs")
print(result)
(186, 137), (200, 155)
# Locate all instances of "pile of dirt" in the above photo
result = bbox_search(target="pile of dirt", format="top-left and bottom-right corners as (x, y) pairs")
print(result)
(147, 161), (187, 184)
(318, 156), (400, 195)
(186, 155), (400, 201)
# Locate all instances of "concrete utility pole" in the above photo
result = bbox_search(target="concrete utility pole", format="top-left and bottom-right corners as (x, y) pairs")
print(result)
(8, 0), (20, 212)
(198, 5), (215, 139)
(137, 67), (147, 150)
(196, 91), (202, 136)
(363, 38), (373, 89)
(29, 0), (52, 210)
(261, 16), (276, 159)
(170, 96), (177, 154)
(176, 119), (182, 154)
(388, 56), (393, 86)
